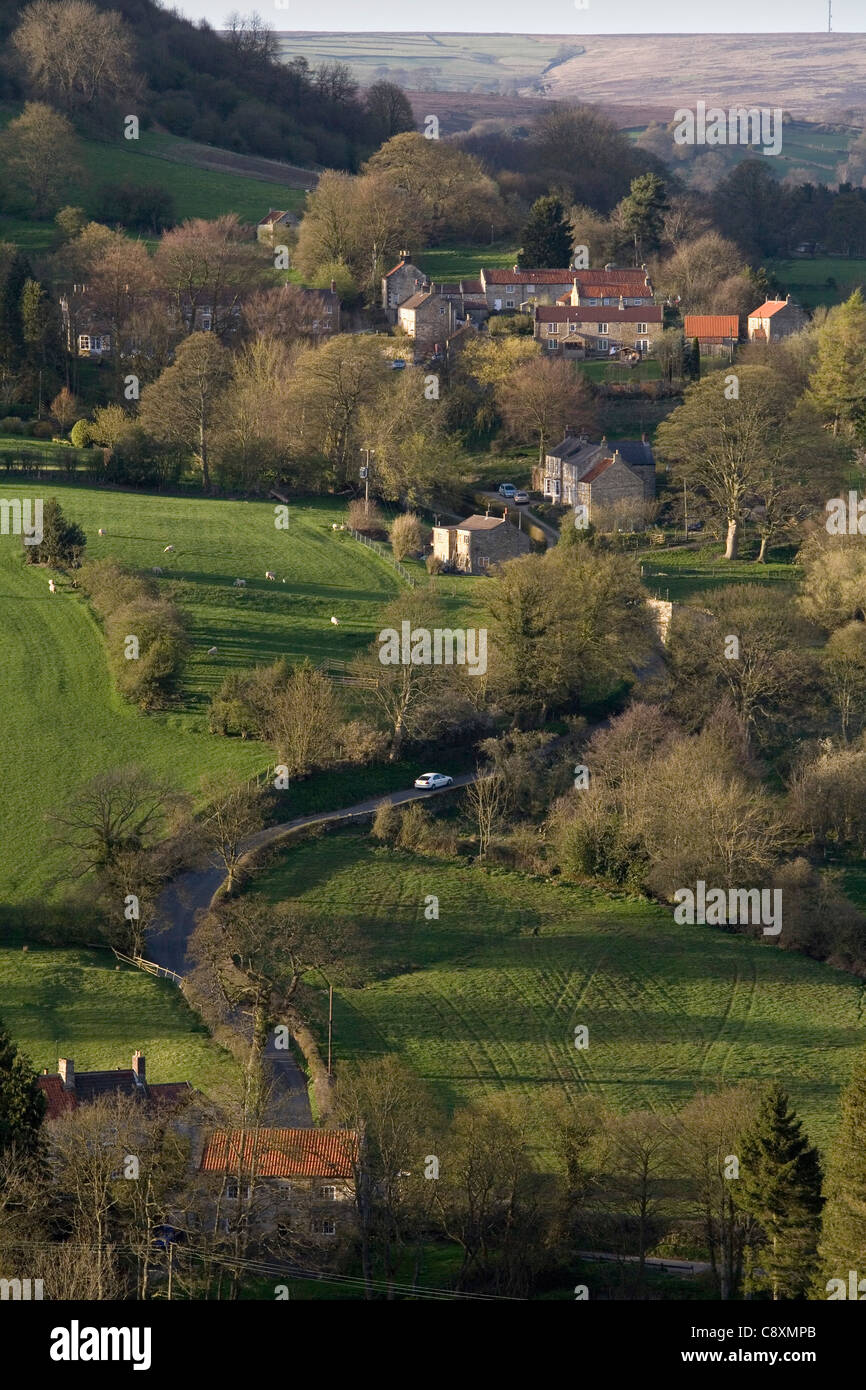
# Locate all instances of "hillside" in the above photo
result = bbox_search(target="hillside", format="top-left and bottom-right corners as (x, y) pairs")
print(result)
(278, 32), (866, 123)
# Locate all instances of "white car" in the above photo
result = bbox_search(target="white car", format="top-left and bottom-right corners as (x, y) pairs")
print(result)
(513, 490), (529, 504)
(414, 772), (454, 790)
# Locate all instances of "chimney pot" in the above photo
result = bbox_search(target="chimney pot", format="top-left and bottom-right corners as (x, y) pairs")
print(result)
(132, 1051), (146, 1087)
(59, 1058), (74, 1091)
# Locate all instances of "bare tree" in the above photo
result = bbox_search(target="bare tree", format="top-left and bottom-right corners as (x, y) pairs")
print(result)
(50, 766), (175, 876)
(196, 779), (264, 891)
(465, 770), (508, 858)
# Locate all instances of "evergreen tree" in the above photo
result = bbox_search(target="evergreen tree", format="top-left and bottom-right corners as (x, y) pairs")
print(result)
(806, 289), (866, 442)
(517, 196), (572, 270)
(690, 337), (702, 381)
(736, 1085), (823, 1299)
(819, 1048), (866, 1283)
(0, 242), (31, 371)
(24, 497), (87, 568)
(617, 173), (668, 264)
(0, 1017), (45, 1157)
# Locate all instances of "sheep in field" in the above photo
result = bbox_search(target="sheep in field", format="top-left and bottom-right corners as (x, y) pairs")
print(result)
(233, 578), (246, 587)
(163, 545), (175, 553)
(48, 579), (56, 593)
(330, 616), (339, 625)
(206, 646), (218, 656)
(265, 570), (276, 581)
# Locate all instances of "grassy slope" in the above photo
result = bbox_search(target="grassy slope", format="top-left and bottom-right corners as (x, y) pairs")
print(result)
(640, 543), (799, 603)
(0, 119), (307, 255)
(0, 943), (238, 1094)
(0, 483), (492, 901)
(256, 828), (866, 1149)
(768, 256), (866, 310)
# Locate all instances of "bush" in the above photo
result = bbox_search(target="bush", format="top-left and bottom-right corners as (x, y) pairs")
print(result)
(390, 511), (422, 561)
(79, 561), (186, 709)
(372, 801), (402, 844)
(95, 181), (176, 234)
(338, 720), (389, 764)
(0, 417), (23, 435)
(69, 419), (93, 448)
(29, 421), (53, 439)
(347, 498), (387, 537)
(426, 553), (444, 575)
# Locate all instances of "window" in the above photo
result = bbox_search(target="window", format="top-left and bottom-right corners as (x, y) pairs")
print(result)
(317, 1219), (336, 1236)
(506, 285), (515, 293)
(477, 554), (490, 570)
(546, 323), (557, 333)
(92, 337), (102, 352)
(568, 322), (577, 333)
(637, 323), (647, 334)
(226, 1180), (250, 1200)
(547, 338), (558, 351)
(505, 299), (515, 309)
(320, 1185), (337, 1201)
(598, 323), (608, 334)
(599, 338), (609, 351)
(637, 339), (649, 352)
(79, 335), (90, 351)
(201, 314), (212, 332)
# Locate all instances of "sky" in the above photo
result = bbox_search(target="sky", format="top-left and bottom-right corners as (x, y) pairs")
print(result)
(168, 0), (863, 32)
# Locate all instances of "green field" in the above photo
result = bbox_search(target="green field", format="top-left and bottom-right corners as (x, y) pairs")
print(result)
(0, 942), (238, 1094)
(640, 543), (799, 602)
(769, 256), (866, 309)
(254, 827), (866, 1149)
(416, 243), (518, 280)
(0, 118), (307, 255)
(0, 482), (494, 902)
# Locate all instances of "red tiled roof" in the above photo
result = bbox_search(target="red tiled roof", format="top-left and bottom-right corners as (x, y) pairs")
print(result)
(259, 209), (290, 225)
(684, 315), (739, 337)
(749, 301), (788, 318)
(37, 1075), (77, 1121)
(384, 259), (416, 279)
(536, 306), (662, 324)
(483, 268), (576, 284)
(200, 1128), (358, 1179)
(579, 456), (616, 485)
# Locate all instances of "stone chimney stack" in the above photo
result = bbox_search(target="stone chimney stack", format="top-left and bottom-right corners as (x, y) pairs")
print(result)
(132, 1051), (146, 1087)
(59, 1058), (74, 1092)
(330, 279), (336, 294)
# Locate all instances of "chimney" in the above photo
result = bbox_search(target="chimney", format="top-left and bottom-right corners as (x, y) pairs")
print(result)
(330, 279), (336, 294)
(132, 1051), (146, 1088)
(59, 1058), (74, 1092)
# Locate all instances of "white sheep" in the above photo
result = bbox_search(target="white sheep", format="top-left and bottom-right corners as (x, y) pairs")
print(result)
(97, 528), (106, 536)
(48, 579), (56, 593)
(206, 646), (218, 656)
(233, 578), (246, 587)
(331, 523), (339, 530)
(330, 616), (339, 625)
(265, 570), (276, 581)
(163, 545), (175, 553)
(151, 566), (163, 575)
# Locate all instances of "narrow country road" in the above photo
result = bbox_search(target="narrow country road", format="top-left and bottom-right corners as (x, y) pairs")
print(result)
(149, 774), (476, 1125)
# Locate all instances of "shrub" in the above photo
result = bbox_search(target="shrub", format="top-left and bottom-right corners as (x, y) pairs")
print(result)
(0, 417), (23, 435)
(390, 511), (422, 561)
(338, 720), (389, 764)
(347, 498), (387, 537)
(426, 552), (444, 575)
(69, 419), (93, 448)
(95, 182), (176, 234)
(29, 421), (52, 439)
(79, 560), (186, 709)
(372, 801), (402, 843)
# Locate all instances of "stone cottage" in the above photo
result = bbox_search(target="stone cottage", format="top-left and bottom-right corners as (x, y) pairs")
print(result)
(432, 513), (531, 574)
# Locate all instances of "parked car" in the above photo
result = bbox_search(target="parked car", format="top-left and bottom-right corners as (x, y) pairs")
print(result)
(414, 772), (454, 790)
(498, 483), (517, 498)
(513, 490), (529, 504)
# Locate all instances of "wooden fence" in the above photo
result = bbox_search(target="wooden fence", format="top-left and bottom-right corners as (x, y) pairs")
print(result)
(111, 947), (184, 987)
(347, 528), (416, 587)
(318, 657), (379, 688)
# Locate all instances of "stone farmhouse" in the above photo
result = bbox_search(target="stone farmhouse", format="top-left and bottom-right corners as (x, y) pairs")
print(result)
(683, 314), (740, 356)
(478, 265), (654, 313)
(747, 295), (806, 342)
(576, 449), (654, 528)
(37, 1052), (191, 1119)
(397, 289), (455, 353)
(534, 303), (663, 357)
(534, 433), (655, 506)
(432, 513), (531, 574)
(382, 257), (428, 321)
(198, 1127), (358, 1239)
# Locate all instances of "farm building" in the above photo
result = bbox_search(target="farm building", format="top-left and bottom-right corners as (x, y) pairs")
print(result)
(432, 513), (531, 574)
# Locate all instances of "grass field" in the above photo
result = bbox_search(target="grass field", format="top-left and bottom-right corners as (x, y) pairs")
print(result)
(768, 256), (866, 310)
(0, 482), (493, 902)
(0, 115), (308, 255)
(415, 242), (518, 280)
(640, 543), (799, 602)
(0, 942), (238, 1095)
(276, 32), (573, 91)
(254, 827), (866, 1150)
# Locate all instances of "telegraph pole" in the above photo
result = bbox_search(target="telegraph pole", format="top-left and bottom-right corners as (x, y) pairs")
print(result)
(360, 447), (374, 515)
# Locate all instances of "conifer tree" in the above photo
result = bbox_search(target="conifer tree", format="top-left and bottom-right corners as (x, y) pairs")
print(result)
(517, 196), (572, 270)
(819, 1048), (866, 1283)
(736, 1084), (823, 1299)
(0, 1016), (45, 1157)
